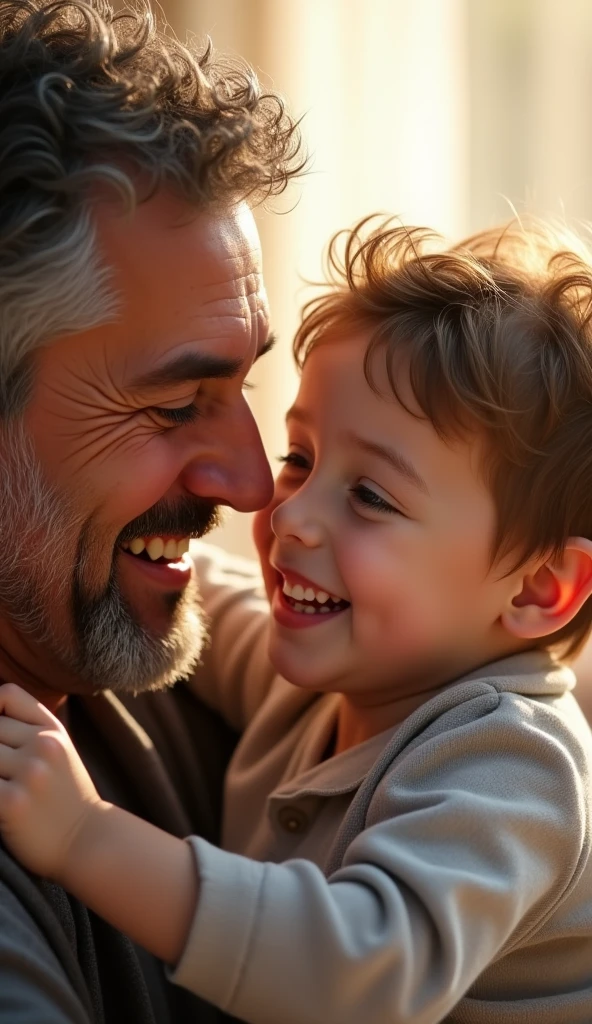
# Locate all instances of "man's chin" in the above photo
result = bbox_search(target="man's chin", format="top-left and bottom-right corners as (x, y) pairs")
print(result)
(72, 568), (206, 695)
(114, 547), (194, 637)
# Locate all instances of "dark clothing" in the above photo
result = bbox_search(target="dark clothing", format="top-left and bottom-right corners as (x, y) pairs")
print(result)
(0, 684), (238, 1023)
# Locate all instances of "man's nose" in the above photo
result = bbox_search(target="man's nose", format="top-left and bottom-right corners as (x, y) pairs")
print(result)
(180, 399), (274, 513)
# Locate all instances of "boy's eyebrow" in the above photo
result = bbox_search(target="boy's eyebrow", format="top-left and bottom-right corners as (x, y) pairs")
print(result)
(346, 432), (429, 495)
(129, 331), (277, 391)
(285, 407), (430, 496)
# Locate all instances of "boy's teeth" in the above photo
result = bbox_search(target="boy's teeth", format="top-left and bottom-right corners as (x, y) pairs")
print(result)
(282, 578), (345, 610)
(124, 536), (191, 560)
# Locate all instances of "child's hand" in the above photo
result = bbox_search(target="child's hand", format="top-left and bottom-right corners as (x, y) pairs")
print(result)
(0, 682), (103, 881)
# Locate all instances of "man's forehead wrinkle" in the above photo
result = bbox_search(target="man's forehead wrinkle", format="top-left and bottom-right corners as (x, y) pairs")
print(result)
(216, 244), (262, 265)
(187, 295), (261, 320)
(189, 269), (265, 307)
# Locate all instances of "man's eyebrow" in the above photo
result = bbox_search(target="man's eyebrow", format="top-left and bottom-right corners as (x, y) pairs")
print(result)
(346, 432), (429, 495)
(129, 353), (243, 390)
(129, 331), (277, 391)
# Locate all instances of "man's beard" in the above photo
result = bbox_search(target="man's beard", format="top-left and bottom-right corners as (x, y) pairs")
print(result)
(0, 424), (220, 694)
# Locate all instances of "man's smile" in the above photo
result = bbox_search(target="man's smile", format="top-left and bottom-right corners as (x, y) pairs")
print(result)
(121, 535), (191, 561)
(118, 535), (194, 592)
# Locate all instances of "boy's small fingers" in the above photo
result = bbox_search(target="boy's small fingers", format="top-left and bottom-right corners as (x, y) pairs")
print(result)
(0, 742), (19, 780)
(0, 776), (28, 818)
(0, 683), (57, 729)
(0, 716), (36, 749)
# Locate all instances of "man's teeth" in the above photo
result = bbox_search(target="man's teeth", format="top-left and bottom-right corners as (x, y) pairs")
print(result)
(121, 536), (191, 561)
(282, 579), (346, 613)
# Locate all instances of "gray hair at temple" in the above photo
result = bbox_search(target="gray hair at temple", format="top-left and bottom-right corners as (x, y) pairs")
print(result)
(0, 0), (304, 415)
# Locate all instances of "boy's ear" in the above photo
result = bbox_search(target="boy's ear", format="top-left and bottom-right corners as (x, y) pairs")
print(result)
(502, 537), (592, 640)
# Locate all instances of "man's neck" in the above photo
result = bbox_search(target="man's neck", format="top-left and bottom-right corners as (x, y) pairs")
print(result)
(0, 617), (75, 713)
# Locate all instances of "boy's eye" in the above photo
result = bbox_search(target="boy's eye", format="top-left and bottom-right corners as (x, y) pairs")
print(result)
(277, 452), (310, 470)
(151, 401), (199, 426)
(349, 483), (401, 515)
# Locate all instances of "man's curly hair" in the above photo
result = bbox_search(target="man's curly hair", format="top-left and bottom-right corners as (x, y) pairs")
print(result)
(0, 0), (304, 413)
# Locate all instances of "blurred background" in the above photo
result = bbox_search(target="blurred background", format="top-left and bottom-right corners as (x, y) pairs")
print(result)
(141, 0), (592, 562)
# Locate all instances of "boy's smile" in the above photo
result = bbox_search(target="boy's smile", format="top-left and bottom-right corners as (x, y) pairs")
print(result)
(253, 331), (533, 714)
(271, 567), (351, 629)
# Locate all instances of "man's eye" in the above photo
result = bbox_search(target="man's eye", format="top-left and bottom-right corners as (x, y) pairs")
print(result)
(277, 452), (310, 470)
(151, 402), (199, 426)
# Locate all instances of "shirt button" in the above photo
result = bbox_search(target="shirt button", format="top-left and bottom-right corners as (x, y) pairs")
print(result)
(277, 806), (309, 834)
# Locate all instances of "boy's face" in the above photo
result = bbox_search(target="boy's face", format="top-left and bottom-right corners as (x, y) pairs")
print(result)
(253, 332), (529, 699)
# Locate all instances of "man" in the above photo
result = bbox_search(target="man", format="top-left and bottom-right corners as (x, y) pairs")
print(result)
(0, 0), (303, 1020)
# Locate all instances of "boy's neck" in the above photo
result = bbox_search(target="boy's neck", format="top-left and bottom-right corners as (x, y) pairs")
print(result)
(334, 682), (450, 756)
(333, 641), (535, 756)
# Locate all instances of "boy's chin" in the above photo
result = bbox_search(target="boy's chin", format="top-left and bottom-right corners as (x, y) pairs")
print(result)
(267, 642), (338, 693)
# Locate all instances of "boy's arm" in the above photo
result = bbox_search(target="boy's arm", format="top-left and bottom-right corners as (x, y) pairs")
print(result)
(0, 682), (588, 1024)
(187, 543), (278, 732)
(0, 683), (194, 965)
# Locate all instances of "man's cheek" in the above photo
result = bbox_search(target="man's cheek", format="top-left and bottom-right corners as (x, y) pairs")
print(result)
(70, 433), (180, 524)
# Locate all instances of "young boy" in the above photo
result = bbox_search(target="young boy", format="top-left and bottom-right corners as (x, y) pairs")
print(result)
(1, 218), (592, 1024)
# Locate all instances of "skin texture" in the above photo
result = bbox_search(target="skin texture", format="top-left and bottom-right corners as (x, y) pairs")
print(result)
(0, 192), (274, 709)
(1, 323), (592, 967)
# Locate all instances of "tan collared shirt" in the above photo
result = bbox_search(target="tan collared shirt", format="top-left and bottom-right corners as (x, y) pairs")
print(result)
(172, 543), (592, 1024)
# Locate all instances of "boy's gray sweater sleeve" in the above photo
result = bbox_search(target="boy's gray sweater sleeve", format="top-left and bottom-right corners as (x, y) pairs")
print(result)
(171, 690), (590, 1024)
(0, 879), (93, 1023)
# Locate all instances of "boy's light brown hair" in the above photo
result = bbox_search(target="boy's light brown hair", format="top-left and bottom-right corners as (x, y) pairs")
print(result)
(294, 217), (592, 657)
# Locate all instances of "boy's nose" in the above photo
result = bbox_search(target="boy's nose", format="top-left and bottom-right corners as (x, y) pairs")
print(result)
(271, 491), (325, 547)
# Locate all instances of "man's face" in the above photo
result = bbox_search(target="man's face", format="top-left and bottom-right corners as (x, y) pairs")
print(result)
(8, 193), (273, 694)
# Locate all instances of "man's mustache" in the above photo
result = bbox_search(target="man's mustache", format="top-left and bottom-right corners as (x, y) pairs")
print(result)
(117, 497), (223, 545)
